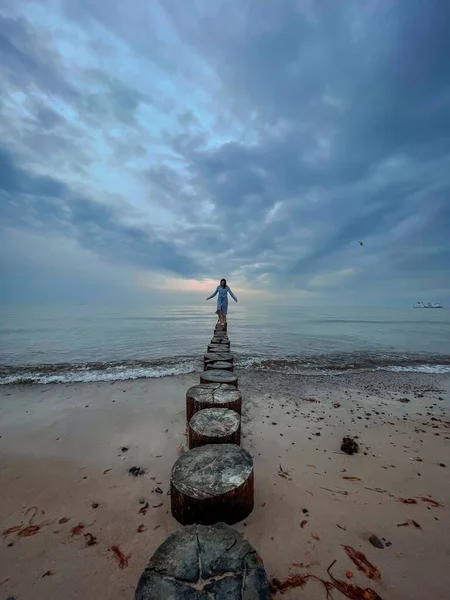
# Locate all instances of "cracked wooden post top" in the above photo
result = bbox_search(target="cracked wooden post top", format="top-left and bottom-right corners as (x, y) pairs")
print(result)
(189, 407), (241, 449)
(135, 522), (269, 599)
(170, 444), (254, 525)
(200, 370), (238, 388)
(186, 383), (242, 422)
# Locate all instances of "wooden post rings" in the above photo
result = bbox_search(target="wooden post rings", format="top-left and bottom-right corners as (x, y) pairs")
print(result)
(200, 370), (238, 387)
(186, 383), (242, 422)
(170, 444), (254, 525)
(134, 523), (269, 600)
(189, 408), (241, 449)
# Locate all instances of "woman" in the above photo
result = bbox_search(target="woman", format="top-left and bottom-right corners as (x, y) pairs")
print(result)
(206, 279), (238, 326)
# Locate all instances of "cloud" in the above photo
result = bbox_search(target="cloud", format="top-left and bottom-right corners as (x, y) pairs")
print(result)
(1, 0), (449, 304)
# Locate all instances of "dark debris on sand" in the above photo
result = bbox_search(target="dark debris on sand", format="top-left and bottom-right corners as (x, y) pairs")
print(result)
(341, 436), (359, 455)
(128, 466), (146, 477)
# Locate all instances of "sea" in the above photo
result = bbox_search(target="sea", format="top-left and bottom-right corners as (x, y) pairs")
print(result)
(0, 304), (449, 385)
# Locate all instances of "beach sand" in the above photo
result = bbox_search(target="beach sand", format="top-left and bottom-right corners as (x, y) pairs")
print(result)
(1, 370), (449, 599)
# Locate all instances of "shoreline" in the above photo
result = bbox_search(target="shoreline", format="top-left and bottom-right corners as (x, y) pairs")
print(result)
(2, 353), (450, 385)
(1, 369), (449, 599)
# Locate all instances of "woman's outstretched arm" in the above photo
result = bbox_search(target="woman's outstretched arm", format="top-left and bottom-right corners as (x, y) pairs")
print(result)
(228, 287), (238, 302)
(206, 287), (218, 300)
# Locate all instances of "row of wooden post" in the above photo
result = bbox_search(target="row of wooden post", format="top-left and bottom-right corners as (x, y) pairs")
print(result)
(134, 320), (269, 599)
(170, 320), (255, 525)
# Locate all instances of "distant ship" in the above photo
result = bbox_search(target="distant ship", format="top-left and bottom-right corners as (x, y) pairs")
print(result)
(413, 301), (443, 308)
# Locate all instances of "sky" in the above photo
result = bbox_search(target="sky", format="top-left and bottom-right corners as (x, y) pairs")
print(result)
(1, 0), (449, 307)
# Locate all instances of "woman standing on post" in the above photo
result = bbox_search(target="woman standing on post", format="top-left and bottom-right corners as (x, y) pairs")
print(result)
(206, 279), (238, 326)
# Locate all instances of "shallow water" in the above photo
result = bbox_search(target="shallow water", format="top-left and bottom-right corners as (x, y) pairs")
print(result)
(1, 304), (449, 383)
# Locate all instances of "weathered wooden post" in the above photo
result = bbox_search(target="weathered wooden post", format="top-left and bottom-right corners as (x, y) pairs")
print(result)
(134, 523), (269, 599)
(203, 351), (234, 370)
(186, 383), (242, 421)
(200, 369), (238, 387)
(188, 407), (241, 448)
(206, 360), (234, 372)
(170, 444), (254, 525)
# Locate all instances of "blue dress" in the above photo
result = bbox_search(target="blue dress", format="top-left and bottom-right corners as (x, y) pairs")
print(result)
(206, 286), (238, 315)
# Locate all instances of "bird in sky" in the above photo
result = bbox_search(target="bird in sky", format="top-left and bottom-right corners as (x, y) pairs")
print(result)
(358, 241), (364, 246)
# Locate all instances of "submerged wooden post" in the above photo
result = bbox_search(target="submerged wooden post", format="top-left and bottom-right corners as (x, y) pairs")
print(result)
(186, 383), (242, 421)
(200, 369), (238, 387)
(134, 523), (269, 600)
(189, 407), (241, 449)
(170, 444), (254, 525)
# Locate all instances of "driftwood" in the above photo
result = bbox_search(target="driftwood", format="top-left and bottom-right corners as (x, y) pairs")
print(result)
(134, 523), (269, 599)
(171, 444), (254, 525)
(186, 383), (242, 421)
(189, 408), (241, 448)
(200, 370), (238, 387)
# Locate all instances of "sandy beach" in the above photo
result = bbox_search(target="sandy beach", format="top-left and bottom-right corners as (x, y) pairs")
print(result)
(1, 369), (449, 600)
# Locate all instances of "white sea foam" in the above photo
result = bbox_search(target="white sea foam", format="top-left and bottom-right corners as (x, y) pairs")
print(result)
(379, 364), (450, 374)
(2, 355), (450, 385)
(0, 363), (198, 385)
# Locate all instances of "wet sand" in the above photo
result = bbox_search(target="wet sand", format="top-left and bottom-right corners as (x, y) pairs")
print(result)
(0, 370), (449, 600)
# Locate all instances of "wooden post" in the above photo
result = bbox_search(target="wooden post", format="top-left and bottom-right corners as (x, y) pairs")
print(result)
(212, 331), (228, 338)
(203, 352), (234, 370)
(186, 383), (242, 421)
(207, 344), (227, 351)
(208, 343), (230, 352)
(134, 523), (269, 600)
(170, 444), (254, 525)
(200, 370), (238, 387)
(189, 408), (241, 449)
(206, 360), (234, 372)
(211, 337), (230, 345)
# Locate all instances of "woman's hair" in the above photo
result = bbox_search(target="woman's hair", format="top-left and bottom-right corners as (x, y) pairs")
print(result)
(220, 278), (227, 287)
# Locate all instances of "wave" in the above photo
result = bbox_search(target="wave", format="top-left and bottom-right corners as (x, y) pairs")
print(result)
(1, 352), (450, 385)
(237, 353), (450, 375)
(379, 364), (450, 374)
(0, 358), (200, 385)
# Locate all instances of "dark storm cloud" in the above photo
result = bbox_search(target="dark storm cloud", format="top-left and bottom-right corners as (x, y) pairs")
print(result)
(159, 0), (450, 295)
(1, 0), (449, 302)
